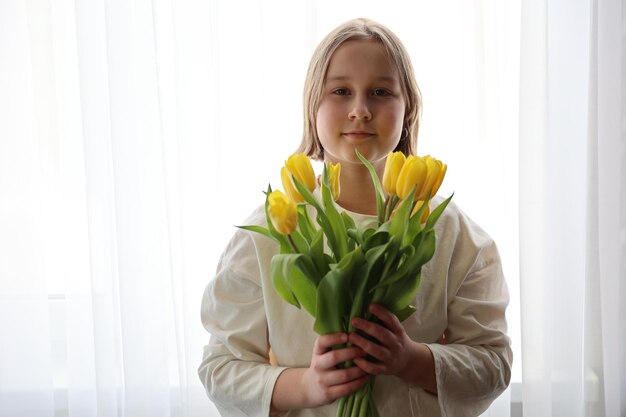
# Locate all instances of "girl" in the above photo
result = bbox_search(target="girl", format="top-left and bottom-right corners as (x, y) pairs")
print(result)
(199, 18), (512, 417)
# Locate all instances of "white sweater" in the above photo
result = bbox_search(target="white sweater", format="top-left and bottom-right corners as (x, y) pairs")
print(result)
(199, 196), (512, 417)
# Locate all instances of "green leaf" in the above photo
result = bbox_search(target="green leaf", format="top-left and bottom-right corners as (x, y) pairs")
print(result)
(289, 229), (310, 255)
(424, 193), (454, 231)
(389, 187), (415, 243)
(309, 229), (330, 277)
(393, 305), (417, 322)
(292, 175), (341, 261)
(341, 210), (356, 230)
(341, 211), (357, 252)
(347, 241), (391, 327)
(405, 197), (430, 245)
(362, 227), (390, 252)
(347, 228), (359, 244)
(314, 248), (364, 334)
(321, 165), (349, 260)
(270, 255), (300, 308)
(369, 244), (415, 290)
(355, 149), (386, 225)
(372, 228), (434, 293)
(297, 205), (316, 242)
(284, 254), (319, 316)
(235, 225), (275, 241)
(412, 229), (437, 267)
(380, 271), (422, 314)
(350, 221), (376, 248)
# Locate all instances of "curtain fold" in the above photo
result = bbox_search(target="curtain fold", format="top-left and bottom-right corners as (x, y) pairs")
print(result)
(519, 0), (625, 416)
(0, 2), (56, 416)
(0, 0), (218, 415)
(586, 0), (626, 415)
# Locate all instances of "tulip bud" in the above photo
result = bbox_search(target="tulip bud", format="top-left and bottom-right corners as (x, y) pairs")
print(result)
(416, 156), (442, 201)
(281, 167), (304, 203)
(326, 162), (341, 201)
(285, 154), (316, 192)
(411, 200), (430, 223)
(268, 190), (298, 235)
(382, 152), (406, 196)
(430, 162), (447, 197)
(396, 155), (427, 200)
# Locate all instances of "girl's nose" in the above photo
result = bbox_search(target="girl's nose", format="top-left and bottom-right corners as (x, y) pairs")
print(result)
(348, 97), (371, 121)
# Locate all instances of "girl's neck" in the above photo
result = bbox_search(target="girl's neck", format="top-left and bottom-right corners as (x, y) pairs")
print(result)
(334, 162), (383, 216)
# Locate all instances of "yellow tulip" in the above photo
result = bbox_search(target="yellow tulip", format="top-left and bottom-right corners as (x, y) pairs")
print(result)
(430, 162), (447, 197)
(417, 156), (442, 200)
(382, 151), (406, 196)
(268, 190), (298, 235)
(281, 166), (303, 203)
(326, 162), (341, 201)
(281, 154), (316, 203)
(286, 154), (316, 190)
(395, 155), (427, 200)
(411, 200), (430, 223)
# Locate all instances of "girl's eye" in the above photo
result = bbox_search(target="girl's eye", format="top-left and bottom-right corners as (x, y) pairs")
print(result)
(332, 88), (349, 96)
(373, 89), (391, 97)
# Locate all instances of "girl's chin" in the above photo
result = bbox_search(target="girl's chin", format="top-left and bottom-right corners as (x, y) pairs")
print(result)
(342, 146), (386, 163)
(323, 144), (390, 165)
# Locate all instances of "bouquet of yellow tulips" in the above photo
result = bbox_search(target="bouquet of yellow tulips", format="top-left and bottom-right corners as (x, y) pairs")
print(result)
(240, 150), (452, 417)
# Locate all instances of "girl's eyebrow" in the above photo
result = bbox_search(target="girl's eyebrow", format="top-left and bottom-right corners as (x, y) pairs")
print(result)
(326, 75), (398, 82)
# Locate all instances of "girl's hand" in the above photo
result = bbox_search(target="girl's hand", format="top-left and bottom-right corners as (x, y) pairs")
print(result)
(349, 304), (413, 376)
(301, 332), (369, 407)
(348, 304), (438, 393)
(271, 332), (369, 411)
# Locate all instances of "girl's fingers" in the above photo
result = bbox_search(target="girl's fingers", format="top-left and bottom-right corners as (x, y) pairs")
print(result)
(312, 333), (365, 370)
(351, 316), (395, 344)
(353, 357), (387, 375)
(348, 331), (388, 362)
(318, 346), (365, 370)
(368, 304), (403, 334)
(324, 373), (370, 400)
(322, 363), (368, 386)
(313, 332), (348, 354)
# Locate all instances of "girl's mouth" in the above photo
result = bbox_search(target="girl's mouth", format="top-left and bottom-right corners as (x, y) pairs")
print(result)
(343, 131), (375, 139)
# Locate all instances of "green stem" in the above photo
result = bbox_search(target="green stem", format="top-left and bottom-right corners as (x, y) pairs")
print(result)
(383, 196), (390, 224)
(350, 389), (364, 417)
(337, 396), (346, 417)
(344, 393), (355, 417)
(303, 205), (317, 233)
(357, 382), (369, 417)
(287, 234), (299, 253)
(384, 195), (399, 222)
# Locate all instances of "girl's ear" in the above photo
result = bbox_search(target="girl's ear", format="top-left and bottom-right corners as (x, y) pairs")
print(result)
(401, 126), (409, 141)
(394, 125), (411, 155)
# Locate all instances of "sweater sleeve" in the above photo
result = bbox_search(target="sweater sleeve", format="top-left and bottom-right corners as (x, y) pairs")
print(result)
(421, 239), (512, 417)
(198, 229), (287, 417)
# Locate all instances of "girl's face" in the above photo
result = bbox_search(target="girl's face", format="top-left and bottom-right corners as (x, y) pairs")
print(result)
(316, 39), (406, 169)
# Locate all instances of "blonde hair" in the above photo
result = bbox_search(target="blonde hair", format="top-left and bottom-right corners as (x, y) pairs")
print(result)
(296, 18), (422, 160)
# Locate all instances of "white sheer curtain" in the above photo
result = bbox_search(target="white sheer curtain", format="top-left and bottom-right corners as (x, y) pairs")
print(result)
(519, 0), (625, 416)
(1, 1), (520, 416)
(1, 0), (218, 415)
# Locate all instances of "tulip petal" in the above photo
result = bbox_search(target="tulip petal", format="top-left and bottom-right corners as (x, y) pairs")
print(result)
(382, 151), (406, 196)
(285, 154), (317, 192)
(268, 190), (298, 235)
(396, 156), (427, 200)
(430, 163), (447, 197)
